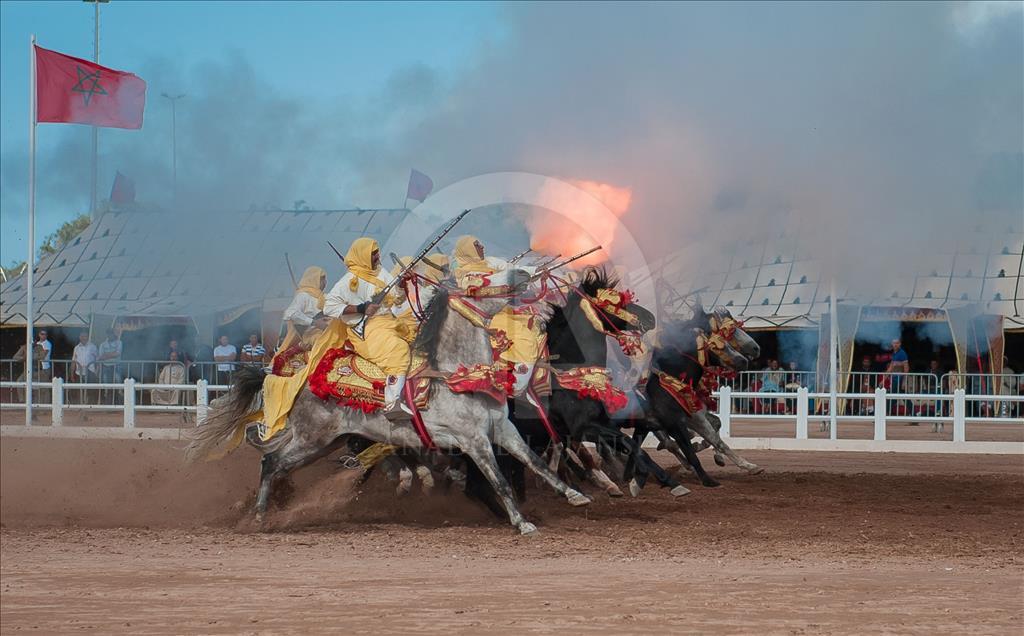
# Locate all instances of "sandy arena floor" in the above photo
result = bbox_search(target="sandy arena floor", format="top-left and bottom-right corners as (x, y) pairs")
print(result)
(1, 435), (1022, 634)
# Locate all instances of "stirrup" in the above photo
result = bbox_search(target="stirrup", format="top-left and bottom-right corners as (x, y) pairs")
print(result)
(383, 401), (411, 421)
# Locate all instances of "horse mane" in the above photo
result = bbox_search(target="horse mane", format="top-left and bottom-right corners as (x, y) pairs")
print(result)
(412, 286), (450, 369)
(579, 266), (619, 297)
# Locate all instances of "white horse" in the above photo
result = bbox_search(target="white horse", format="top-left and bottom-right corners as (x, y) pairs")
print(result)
(186, 290), (590, 535)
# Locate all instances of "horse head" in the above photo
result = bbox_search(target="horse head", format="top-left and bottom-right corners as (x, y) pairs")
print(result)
(665, 305), (748, 371)
(709, 306), (760, 361)
(578, 267), (656, 334)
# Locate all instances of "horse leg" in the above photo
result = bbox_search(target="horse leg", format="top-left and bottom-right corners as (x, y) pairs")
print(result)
(547, 441), (564, 474)
(461, 435), (539, 535)
(703, 411), (728, 466)
(570, 442), (622, 497)
(663, 422), (717, 488)
(646, 428), (694, 475)
(608, 429), (684, 497)
(254, 436), (346, 523)
(492, 418), (591, 507)
(414, 463), (435, 494)
(688, 410), (763, 474)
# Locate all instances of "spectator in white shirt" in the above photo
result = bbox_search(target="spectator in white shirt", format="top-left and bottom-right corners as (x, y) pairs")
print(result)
(36, 330), (53, 379)
(72, 332), (99, 405)
(213, 335), (237, 385)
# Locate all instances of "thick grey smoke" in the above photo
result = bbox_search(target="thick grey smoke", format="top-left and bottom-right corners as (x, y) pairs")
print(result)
(2, 1), (1021, 299)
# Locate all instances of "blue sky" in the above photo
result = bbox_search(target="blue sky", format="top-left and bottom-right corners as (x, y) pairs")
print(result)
(0, 0), (502, 265)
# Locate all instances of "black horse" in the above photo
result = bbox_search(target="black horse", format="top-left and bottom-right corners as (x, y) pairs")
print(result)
(464, 267), (686, 512)
(621, 302), (760, 489)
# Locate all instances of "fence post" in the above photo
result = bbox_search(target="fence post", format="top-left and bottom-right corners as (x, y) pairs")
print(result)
(874, 387), (886, 441)
(795, 387), (808, 439)
(718, 385), (731, 438)
(196, 379), (209, 425)
(953, 388), (966, 443)
(123, 378), (136, 429)
(51, 377), (63, 427)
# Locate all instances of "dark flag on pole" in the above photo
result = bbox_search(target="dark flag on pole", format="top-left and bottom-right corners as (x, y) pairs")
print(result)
(35, 45), (146, 129)
(109, 171), (135, 207)
(406, 169), (434, 203)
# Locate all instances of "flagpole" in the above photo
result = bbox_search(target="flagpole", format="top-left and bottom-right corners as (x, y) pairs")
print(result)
(26, 34), (37, 425)
(89, 0), (100, 218)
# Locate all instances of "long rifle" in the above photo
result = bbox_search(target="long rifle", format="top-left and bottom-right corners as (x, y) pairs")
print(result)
(509, 248), (532, 264)
(521, 246), (602, 286)
(535, 253), (561, 269)
(345, 208), (473, 339)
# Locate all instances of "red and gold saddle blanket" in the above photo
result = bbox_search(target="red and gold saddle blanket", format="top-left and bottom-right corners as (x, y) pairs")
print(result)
(552, 366), (628, 414)
(308, 344), (431, 414)
(444, 362), (515, 403)
(271, 343), (309, 377)
(656, 371), (705, 415)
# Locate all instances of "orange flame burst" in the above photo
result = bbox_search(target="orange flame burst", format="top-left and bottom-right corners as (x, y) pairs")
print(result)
(527, 179), (632, 267)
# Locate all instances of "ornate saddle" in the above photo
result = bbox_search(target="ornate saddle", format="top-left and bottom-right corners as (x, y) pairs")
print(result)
(307, 343), (432, 414)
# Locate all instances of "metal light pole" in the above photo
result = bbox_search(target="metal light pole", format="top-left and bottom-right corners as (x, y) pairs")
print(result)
(83, 0), (109, 218)
(829, 277), (839, 440)
(161, 93), (185, 203)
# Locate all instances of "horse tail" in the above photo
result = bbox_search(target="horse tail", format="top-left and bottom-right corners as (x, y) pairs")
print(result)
(184, 366), (266, 463)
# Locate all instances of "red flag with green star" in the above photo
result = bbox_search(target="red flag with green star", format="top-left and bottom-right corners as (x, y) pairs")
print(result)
(35, 45), (146, 129)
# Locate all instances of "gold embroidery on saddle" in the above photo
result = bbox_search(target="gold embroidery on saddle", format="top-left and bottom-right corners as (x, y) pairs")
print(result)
(309, 344), (431, 413)
(656, 370), (705, 415)
(270, 343), (309, 377)
(445, 362), (515, 403)
(553, 366), (629, 413)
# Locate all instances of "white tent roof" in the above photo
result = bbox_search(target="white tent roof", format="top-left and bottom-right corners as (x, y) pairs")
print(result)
(655, 223), (1023, 331)
(1, 208), (409, 327)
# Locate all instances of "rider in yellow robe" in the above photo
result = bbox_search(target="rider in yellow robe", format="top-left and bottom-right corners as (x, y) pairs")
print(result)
(323, 238), (410, 410)
(452, 235), (542, 395)
(276, 266), (328, 354)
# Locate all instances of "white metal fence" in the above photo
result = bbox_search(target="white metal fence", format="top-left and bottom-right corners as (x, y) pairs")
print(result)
(0, 378), (231, 428)
(0, 376), (1020, 453)
(715, 385), (1022, 443)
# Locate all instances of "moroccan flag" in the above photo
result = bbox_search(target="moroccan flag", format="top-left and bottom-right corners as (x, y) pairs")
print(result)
(109, 171), (136, 206)
(35, 45), (146, 129)
(406, 169), (434, 203)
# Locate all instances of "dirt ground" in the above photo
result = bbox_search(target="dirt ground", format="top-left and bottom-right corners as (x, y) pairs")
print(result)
(1, 435), (1022, 634)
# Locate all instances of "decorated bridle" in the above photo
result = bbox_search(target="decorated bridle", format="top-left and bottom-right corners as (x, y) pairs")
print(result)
(674, 309), (747, 368)
(576, 287), (646, 356)
(709, 313), (746, 349)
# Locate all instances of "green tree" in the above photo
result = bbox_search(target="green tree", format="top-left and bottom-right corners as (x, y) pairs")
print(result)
(1, 214), (91, 282)
(39, 213), (91, 257)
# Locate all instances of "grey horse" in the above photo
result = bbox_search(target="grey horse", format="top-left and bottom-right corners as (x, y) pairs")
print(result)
(186, 289), (591, 535)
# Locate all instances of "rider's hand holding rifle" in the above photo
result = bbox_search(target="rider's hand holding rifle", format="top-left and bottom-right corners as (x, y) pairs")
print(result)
(328, 208), (473, 338)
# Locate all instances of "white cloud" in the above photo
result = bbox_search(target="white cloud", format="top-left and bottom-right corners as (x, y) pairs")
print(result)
(952, 1), (1023, 38)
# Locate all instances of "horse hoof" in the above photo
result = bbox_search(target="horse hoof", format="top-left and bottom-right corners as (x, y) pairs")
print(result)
(606, 484), (624, 498)
(702, 478), (721, 488)
(518, 522), (539, 536)
(670, 485), (691, 497)
(714, 454), (726, 467)
(745, 465), (764, 475)
(566, 490), (592, 507)
(415, 466), (435, 492)
(628, 479), (641, 498)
